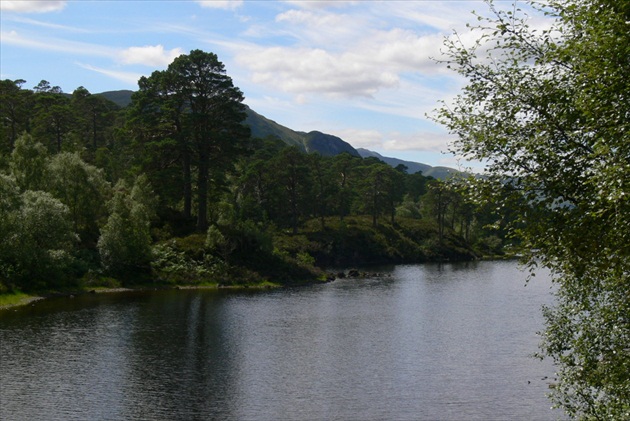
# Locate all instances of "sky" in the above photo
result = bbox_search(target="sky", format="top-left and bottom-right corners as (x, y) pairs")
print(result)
(0, 0), (543, 169)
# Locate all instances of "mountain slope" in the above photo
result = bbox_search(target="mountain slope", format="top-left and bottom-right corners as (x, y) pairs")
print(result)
(96, 90), (457, 178)
(245, 107), (360, 157)
(357, 148), (459, 179)
(97, 90), (134, 107)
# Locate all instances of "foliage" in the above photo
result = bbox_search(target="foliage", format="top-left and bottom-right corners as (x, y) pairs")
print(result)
(46, 152), (111, 245)
(97, 177), (156, 278)
(434, 0), (630, 418)
(1, 48), (507, 294)
(0, 79), (32, 152)
(151, 240), (221, 285)
(0, 179), (77, 291)
(294, 216), (475, 267)
(128, 50), (250, 230)
(10, 133), (48, 191)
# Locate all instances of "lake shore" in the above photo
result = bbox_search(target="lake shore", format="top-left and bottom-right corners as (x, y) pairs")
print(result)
(0, 281), (291, 311)
(0, 252), (516, 312)
(0, 267), (395, 311)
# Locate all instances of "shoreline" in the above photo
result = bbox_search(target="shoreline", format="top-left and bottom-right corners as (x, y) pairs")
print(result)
(0, 256), (517, 311)
(0, 282), (284, 311)
(0, 295), (46, 311)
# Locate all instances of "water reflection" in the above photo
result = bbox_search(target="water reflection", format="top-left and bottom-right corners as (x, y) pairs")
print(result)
(1, 261), (563, 420)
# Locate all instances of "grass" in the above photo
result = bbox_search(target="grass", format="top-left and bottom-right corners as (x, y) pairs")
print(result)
(0, 291), (39, 309)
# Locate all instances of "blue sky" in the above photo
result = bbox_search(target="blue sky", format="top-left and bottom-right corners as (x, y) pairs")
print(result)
(0, 1), (543, 169)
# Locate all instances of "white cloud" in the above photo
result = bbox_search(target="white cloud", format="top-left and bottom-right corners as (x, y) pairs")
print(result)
(119, 45), (183, 67)
(196, 0), (243, 10)
(77, 63), (143, 87)
(237, 46), (400, 98)
(1, 1), (66, 13)
(5, 16), (88, 32)
(272, 7), (368, 48)
(333, 128), (385, 150)
(233, 26), (447, 99)
(382, 131), (452, 153)
(0, 30), (116, 57)
(283, 1), (357, 10)
(1, 31), (181, 69)
(368, 29), (445, 73)
(231, 2), (460, 100)
(276, 9), (345, 27)
(378, 1), (476, 32)
(334, 128), (453, 153)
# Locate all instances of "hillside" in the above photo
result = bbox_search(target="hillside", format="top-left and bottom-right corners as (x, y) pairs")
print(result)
(244, 107), (360, 157)
(97, 90), (134, 107)
(357, 148), (460, 179)
(97, 90), (457, 178)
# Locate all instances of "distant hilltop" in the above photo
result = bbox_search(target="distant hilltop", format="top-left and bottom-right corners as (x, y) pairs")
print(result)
(97, 90), (460, 179)
(355, 149), (460, 180)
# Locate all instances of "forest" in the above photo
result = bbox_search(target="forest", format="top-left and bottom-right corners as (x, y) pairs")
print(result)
(0, 50), (508, 294)
(2, 0), (627, 418)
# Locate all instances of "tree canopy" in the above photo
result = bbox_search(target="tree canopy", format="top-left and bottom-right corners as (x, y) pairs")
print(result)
(435, 0), (629, 418)
(1, 49), (507, 304)
(129, 50), (250, 230)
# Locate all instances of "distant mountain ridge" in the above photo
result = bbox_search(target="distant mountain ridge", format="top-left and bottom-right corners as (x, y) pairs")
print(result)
(97, 90), (134, 107)
(244, 107), (360, 157)
(356, 149), (460, 179)
(97, 90), (458, 179)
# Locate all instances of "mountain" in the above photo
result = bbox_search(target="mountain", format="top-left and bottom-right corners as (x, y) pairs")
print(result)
(244, 107), (360, 157)
(356, 148), (460, 179)
(97, 90), (134, 107)
(96, 90), (457, 178)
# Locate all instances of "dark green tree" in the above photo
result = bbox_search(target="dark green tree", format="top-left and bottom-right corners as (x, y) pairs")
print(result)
(422, 180), (455, 240)
(31, 88), (74, 152)
(129, 50), (249, 230)
(0, 79), (32, 153)
(331, 152), (360, 221)
(357, 160), (401, 227)
(71, 86), (119, 153)
(235, 136), (286, 224)
(308, 153), (337, 229)
(169, 50), (249, 230)
(129, 69), (193, 219)
(271, 146), (312, 234)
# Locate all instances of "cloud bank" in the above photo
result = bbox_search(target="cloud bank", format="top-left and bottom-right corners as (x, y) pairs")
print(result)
(196, 1), (243, 10)
(119, 45), (183, 67)
(1, 1), (66, 13)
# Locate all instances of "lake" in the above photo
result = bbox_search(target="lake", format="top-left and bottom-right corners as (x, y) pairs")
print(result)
(0, 260), (564, 420)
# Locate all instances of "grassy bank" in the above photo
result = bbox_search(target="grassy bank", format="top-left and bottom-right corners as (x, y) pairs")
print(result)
(0, 291), (44, 310)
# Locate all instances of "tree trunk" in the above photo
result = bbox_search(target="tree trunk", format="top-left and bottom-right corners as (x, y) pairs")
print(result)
(196, 148), (209, 231)
(182, 149), (192, 219)
(92, 112), (98, 150)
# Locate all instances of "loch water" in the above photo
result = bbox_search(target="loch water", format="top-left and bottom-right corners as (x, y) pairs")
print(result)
(0, 261), (564, 420)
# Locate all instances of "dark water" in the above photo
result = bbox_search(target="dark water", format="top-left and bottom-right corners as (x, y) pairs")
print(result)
(0, 261), (564, 420)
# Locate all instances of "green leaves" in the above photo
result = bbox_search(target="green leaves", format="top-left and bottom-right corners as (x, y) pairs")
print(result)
(435, 0), (630, 418)
(47, 152), (111, 244)
(127, 50), (249, 231)
(97, 176), (156, 277)
(0, 177), (77, 290)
